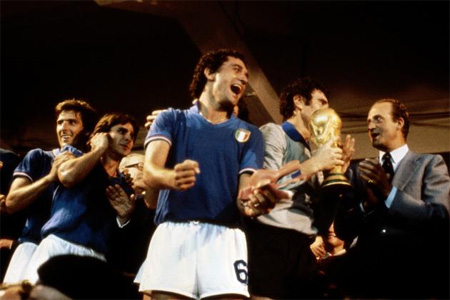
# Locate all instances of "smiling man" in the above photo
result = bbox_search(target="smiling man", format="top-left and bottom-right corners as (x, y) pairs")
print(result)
(22, 113), (139, 284)
(137, 49), (281, 300)
(3, 99), (97, 284)
(331, 98), (450, 299)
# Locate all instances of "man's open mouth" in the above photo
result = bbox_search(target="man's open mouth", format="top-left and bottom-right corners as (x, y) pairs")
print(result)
(230, 83), (243, 95)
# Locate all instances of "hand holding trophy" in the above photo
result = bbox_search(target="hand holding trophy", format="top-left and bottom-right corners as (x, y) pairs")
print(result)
(309, 107), (351, 192)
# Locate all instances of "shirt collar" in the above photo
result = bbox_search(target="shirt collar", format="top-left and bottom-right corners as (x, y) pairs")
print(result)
(191, 99), (234, 122)
(190, 100), (200, 114)
(379, 144), (409, 171)
(282, 121), (310, 149)
(52, 148), (61, 156)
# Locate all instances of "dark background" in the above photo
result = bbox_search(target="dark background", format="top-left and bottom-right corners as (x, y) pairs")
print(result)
(1, 1), (449, 161)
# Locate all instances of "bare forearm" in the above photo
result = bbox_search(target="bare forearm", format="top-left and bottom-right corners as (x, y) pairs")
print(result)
(144, 167), (176, 190)
(236, 173), (251, 216)
(299, 158), (321, 180)
(144, 188), (159, 209)
(6, 176), (54, 213)
(58, 148), (103, 188)
(144, 140), (174, 190)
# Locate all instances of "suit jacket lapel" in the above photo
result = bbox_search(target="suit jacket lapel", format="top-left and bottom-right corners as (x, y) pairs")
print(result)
(393, 151), (419, 190)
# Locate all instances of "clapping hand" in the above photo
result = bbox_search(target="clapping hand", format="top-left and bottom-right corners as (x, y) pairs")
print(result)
(144, 109), (166, 130)
(238, 160), (306, 217)
(106, 184), (135, 225)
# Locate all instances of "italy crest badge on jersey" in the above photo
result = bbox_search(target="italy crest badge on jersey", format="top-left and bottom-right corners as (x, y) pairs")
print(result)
(235, 128), (251, 143)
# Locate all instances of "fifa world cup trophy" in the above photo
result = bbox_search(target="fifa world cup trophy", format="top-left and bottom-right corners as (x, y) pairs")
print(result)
(309, 108), (350, 190)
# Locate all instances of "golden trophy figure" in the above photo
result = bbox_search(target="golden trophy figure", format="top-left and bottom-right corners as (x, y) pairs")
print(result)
(309, 107), (350, 190)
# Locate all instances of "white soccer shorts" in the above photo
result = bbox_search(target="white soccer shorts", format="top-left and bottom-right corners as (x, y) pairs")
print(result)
(23, 234), (105, 284)
(3, 242), (37, 284)
(138, 221), (249, 299)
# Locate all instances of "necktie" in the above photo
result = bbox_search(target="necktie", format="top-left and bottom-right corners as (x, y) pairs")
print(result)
(382, 152), (394, 183)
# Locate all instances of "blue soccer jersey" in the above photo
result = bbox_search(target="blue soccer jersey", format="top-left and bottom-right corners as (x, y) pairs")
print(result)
(41, 146), (134, 254)
(12, 149), (58, 244)
(144, 104), (264, 226)
(12, 146), (83, 244)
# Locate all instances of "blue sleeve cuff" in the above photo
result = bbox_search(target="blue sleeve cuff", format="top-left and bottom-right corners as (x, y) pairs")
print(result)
(385, 186), (397, 208)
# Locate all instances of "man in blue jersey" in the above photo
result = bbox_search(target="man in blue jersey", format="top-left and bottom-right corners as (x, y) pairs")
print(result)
(138, 49), (281, 300)
(3, 99), (98, 284)
(22, 113), (139, 284)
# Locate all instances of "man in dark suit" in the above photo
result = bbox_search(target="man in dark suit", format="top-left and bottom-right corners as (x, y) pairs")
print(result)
(330, 98), (450, 299)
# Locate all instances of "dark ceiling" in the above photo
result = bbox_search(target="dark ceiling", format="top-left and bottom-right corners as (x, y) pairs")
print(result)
(1, 0), (200, 154)
(1, 1), (449, 157)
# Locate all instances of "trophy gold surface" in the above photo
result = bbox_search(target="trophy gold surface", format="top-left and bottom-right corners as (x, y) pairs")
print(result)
(309, 108), (350, 190)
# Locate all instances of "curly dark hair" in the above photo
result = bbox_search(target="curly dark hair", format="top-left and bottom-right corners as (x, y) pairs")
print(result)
(279, 77), (329, 121)
(90, 113), (139, 143)
(374, 98), (410, 139)
(189, 49), (247, 100)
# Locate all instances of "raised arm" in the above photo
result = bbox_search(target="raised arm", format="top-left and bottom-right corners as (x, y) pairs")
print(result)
(6, 151), (74, 214)
(58, 133), (108, 188)
(301, 138), (344, 179)
(144, 139), (200, 191)
(261, 123), (344, 182)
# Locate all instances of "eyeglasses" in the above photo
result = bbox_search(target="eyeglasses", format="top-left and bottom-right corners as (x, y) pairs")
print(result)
(123, 162), (144, 171)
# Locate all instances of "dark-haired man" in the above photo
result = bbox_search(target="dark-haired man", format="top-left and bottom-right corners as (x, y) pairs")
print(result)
(332, 99), (450, 299)
(23, 113), (138, 284)
(244, 77), (354, 299)
(138, 49), (281, 300)
(3, 99), (98, 283)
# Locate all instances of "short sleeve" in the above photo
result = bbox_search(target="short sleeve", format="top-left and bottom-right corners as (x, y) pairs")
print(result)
(144, 109), (176, 150)
(13, 149), (47, 183)
(239, 125), (265, 174)
(260, 123), (286, 171)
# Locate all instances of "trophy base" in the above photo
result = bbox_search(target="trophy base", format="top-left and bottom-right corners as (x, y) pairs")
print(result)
(321, 173), (351, 195)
